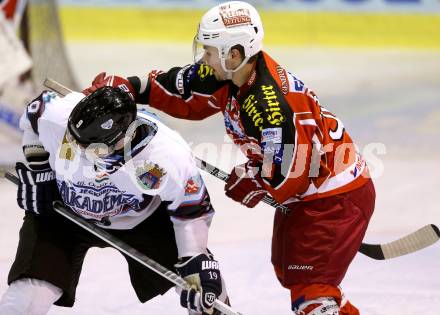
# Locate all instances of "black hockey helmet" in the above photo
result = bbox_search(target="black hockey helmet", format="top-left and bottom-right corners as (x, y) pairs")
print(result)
(67, 86), (137, 147)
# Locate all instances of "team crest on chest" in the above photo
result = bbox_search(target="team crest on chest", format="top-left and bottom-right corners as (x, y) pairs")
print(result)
(135, 161), (166, 189)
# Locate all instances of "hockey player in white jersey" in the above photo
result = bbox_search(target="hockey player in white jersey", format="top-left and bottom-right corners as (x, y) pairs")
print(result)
(0, 79), (229, 315)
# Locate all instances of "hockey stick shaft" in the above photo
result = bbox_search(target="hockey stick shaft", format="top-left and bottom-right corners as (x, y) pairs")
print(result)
(44, 77), (72, 96)
(0, 168), (20, 185)
(42, 78), (440, 260)
(194, 158), (291, 213)
(0, 169), (241, 315)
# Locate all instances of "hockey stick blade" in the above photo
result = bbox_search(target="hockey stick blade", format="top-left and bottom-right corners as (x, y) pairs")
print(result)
(1, 170), (242, 315)
(359, 224), (440, 260)
(42, 78), (439, 261)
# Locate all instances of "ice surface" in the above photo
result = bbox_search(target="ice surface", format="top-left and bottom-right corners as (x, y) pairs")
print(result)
(0, 43), (439, 314)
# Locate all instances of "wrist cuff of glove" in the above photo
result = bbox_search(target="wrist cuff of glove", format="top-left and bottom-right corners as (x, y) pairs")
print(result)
(175, 255), (200, 269)
(23, 145), (50, 164)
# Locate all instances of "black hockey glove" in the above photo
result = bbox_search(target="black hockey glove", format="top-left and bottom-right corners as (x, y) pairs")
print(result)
(175, 252), (223, 315)
(16, 161), (61, 215)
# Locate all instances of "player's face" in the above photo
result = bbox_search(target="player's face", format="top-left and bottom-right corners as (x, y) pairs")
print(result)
(199, 46), (237, 81)
(199, 46), (225, 80)
(65, 129), (125, 159)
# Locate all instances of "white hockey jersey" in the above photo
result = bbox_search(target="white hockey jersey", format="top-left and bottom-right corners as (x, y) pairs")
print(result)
(20, 91), (213, 257)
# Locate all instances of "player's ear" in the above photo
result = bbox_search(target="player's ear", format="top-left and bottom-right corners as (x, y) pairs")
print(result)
(229, 47), (243, 61)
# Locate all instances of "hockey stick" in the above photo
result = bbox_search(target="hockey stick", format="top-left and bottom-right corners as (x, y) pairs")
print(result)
(194, 158), (291, 213)
(196, 159), (440, 260)
(0, 169), (241, 315)
(41, 78), (440, 260)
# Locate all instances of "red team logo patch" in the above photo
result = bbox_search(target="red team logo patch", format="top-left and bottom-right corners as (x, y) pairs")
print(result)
(184, 175), (204, 196)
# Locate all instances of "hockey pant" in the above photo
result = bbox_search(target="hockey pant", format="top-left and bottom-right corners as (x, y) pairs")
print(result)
(272, 179), (375, 314)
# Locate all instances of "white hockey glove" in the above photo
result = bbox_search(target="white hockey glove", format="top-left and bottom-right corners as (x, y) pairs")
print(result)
(16, 161), (61, 215)
(175, 253), (223, 315)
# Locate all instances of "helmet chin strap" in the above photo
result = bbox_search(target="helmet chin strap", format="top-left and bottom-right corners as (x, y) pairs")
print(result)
(220, 56), (250, 80)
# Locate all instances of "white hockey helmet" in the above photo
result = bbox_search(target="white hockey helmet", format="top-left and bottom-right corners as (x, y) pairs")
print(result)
(193, 1), (264, 73)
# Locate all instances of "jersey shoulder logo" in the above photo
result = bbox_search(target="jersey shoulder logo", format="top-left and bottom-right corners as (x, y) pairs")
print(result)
(184, 175), (203, 195)
(287, 72), (305, 93)
(135, 161), (166, 189)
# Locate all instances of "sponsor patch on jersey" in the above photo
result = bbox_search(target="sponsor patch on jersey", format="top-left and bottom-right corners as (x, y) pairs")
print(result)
(241, 94), (264, 131)
(287, 72), (305, 93)
(273, 146), (284, 165)
(135, 161), (166, 189)
(261, 85), (287, 126)
(276, 66), (289, 95)
(261, 128), (282, 144)
(58, 180), (142, 222)
(261, 143), (284, 165)
(261, 128), (284, 165)
(197, 64), (214, 81)
(247, 69), (257, 87)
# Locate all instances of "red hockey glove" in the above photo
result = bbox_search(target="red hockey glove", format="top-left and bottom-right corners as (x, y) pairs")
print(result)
(82, 72), (135, 100)
(224, 160), (267, 208)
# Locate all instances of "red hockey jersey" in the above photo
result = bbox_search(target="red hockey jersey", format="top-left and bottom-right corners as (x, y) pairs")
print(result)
(129, 51), (369, 205)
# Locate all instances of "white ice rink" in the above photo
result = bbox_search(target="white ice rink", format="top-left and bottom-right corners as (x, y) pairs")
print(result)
(1, 43), (439, 314)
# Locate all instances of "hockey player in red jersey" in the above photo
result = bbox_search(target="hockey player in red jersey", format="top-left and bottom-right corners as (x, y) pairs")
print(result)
(0, 79), (230, 314)
(86, 1), (375, 313)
